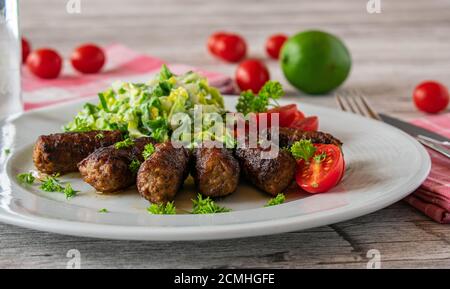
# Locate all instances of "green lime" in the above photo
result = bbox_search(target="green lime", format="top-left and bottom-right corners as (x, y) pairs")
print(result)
(280, 30), (351, 95)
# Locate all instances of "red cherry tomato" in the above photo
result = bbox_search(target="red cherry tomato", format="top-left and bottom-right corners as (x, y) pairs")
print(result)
(71, 44), (106, 74)
(290, 116), (319, 131)
(22, 37), (31, 64)
(413, 81), (449, 113)
(265, 34), (288, 59)
(295, 144), (344, 194)
(236, 59), (270, 93)
(267, 104), (301, 127)
(213, 33), (247, 63)
(207, 32), (228, 55)
(26, 48), (63, 79)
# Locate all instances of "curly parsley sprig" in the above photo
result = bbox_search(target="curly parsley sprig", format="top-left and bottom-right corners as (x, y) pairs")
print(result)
(236, 80), (284, 115)
(114, 138), (134, 149)
(17, 172), (35, 185)
(265, 193), (286, 207)
(147, 202), (177, 215)
(290, 140), (317, 162)
(40, 174), (78, 199)
(142, 143), (155, 160)
(191, 194), (231, 214)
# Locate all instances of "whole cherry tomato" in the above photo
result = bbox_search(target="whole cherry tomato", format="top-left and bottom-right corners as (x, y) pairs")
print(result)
(236, 59), (270, 93)
(265, 34), (288, 59)
(71, 44), (106, 74)
(207, 32), (228, 55)
(209, 33), (247, 63)
(22, 37), (31, 64)
(413, 81), (449, 113)
(26, 48), (63, 79)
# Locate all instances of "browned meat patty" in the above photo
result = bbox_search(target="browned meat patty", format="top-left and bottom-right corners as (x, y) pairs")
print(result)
(78, 137), (155, 193)
(33, 130), (123, 175)
(278, 127), (342, 147)
(137, 142), (190, 204)
(235, 146), (296, 196)
(192, 144), (240, 197)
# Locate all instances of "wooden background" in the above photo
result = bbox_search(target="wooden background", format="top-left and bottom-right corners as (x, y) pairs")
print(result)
(1, 0), (449, 268)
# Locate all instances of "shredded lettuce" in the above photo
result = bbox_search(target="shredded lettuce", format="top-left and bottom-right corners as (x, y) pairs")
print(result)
(64, 65), (225, 143)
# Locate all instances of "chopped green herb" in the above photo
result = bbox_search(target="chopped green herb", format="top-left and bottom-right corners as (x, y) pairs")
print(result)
(236, 80), (284, 115)
(17, 172), (35, 185)
(4, 148), (10, 155)
(147, 202), (176, 215)
(129, 159), (141, 173)
(95, 133), (104, 140)
(39, 174), (78, 199)
(114, 138), (134, 149)
(191, 194), (231, 214)
(265, 193), (286, 207)
(40, 174), (64, 192)
(142, 143), (155, 160)
(63, 183), (78, 199)
(290, 140), (317, 162)
(98, 208), (109, 213)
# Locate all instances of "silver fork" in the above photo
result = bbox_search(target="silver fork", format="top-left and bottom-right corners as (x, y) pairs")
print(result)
(335, 92), (450, 158)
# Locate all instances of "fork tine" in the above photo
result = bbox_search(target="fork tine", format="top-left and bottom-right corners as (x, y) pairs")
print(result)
(359, 95), (381, 120)
(343, 94), (357, 113)
(349, 95), (367, 117)
(335, 94), (347, 111)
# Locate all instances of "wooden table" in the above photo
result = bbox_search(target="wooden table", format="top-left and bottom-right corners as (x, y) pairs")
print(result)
(1, 0), (449, 268)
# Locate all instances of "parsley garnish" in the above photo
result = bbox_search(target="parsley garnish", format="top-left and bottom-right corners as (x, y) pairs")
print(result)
(265, 193), (286, 207)
(4, 148), (11, 155)
(95, 133), (104, 140)
(98, 208), (109, 213)
(236, 80), (284, 115)
(17, 172), (35, 185)
(290, 140), (317, 162)
(129, 159), (141, 173)
(191, 194), (231, 214)
(40, 174), (78, 199)
(114, 138), (134, 149)
(147, 202), (177, 215)
(142, 143), (155, 160)
(40, 174), (64, 192)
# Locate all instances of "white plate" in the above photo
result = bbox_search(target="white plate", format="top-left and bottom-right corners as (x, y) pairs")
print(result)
(0, 97), (430, 240)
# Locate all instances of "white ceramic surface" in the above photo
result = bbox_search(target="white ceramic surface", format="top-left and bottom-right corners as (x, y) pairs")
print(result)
(0, 96), (431, 240)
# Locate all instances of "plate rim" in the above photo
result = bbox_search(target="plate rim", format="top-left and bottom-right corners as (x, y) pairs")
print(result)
(0, 97), (431, 240)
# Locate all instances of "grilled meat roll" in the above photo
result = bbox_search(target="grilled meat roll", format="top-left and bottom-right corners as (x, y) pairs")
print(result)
(137, 142), (190, 204)
(192, 144), (240, 197)
(33, 130), (123, 175)
(78, 137), (155, 193)
(235, 145), (296, 196)
(278, 127), (342, 147)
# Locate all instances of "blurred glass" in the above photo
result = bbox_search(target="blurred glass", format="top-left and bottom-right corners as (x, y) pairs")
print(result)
(0, 0), (21, 119)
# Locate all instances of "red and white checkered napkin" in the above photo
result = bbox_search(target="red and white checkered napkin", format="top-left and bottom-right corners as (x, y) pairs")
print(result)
(22, 44), (235, 111)
(404, 113), (450, 224)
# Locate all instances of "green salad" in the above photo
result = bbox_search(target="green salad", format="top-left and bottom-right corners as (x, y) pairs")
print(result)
(64, 65), (225, 142)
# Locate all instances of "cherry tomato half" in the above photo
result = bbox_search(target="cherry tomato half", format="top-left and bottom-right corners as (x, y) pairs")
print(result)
(295, 144), (344, 194)
(265, 34), (288, 59)
(26, 48), (63, 79)
(290, 116), (318, 131)
(267, 104), (302, 127)
(22, 37), (31, 64)
(211, 33), (247, 63)
(413, 81), (449, 113)
(236, 59), (270, 93)
(71, 44), (106, 74)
